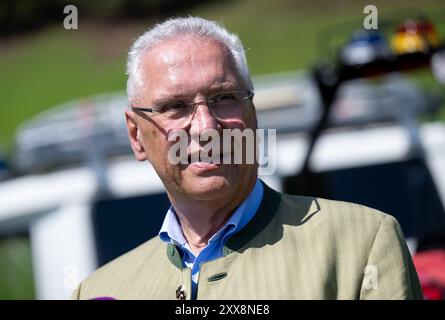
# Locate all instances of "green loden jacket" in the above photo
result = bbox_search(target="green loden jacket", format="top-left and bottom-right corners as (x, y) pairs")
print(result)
(72, 181), (423, 300)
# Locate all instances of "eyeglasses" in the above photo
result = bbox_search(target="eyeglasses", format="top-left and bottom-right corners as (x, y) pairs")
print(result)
(131, 90), (254, 129)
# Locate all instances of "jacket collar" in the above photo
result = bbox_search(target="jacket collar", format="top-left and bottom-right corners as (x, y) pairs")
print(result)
(166, 180), (320, 268)
(166, 180), (280, 269)
(223, 181), (282, 256)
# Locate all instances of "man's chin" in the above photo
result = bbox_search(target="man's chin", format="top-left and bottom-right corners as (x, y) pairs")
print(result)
(180, 173), (233, 200)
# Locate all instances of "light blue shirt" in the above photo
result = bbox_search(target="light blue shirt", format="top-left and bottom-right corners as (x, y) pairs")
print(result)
(158, 179), (264, 299)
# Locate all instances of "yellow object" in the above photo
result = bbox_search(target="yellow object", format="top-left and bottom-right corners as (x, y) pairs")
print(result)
(391, 31), (427, 54)
(391, 18), (441, 55)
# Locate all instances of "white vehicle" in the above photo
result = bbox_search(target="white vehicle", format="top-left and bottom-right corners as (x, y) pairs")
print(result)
(1, 71), (445, 299)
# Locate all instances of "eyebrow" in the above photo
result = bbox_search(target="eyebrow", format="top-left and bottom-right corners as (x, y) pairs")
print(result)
(151, 94), (188, 105)
(207, 81), (239, 92)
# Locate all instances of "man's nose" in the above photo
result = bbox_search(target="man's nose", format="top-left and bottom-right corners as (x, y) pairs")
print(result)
(189, 103), (219, 135)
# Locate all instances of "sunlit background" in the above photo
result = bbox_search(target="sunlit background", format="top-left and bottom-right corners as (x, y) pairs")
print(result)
(1, 0), (445, 300)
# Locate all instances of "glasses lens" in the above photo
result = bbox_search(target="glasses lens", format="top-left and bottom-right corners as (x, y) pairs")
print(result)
(210, 92), (249, 120)
(155, 100), (192, 129)
(154, 91), (251, 130)
(157, 101), (190, 117)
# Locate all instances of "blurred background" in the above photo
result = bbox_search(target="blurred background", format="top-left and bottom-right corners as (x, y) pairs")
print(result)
(1, 0), (445, 300)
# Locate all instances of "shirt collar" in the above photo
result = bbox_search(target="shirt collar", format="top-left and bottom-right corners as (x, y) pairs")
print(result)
(159, 179), (264, 248)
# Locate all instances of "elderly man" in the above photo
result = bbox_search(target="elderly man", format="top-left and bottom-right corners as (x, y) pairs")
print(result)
(72, 17), (422, 300)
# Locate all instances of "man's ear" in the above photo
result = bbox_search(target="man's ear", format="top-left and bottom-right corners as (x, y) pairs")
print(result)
(125, 110), (147, 161)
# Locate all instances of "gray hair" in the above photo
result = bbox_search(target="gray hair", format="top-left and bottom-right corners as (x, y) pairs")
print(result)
(126, 16), (253, 99)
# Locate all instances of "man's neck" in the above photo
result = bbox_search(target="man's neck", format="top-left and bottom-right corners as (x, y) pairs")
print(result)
(169, 179), (257, 256)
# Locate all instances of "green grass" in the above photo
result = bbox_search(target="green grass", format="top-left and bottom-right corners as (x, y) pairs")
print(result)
(0, 26), (128, 152)
(1, 0), (445, 153)
(0, 236), (35, 299)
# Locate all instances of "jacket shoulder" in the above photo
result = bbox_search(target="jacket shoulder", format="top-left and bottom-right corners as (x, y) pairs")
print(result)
(275, 193), (397, 258)
(73, 236), (166, 299)
(280, 192), (390, 230)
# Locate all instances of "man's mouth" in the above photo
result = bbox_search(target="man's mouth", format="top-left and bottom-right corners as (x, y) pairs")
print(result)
(187, 151), (232, 164)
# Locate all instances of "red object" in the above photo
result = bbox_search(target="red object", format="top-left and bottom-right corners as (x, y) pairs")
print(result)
(413, 249), (445, 300)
